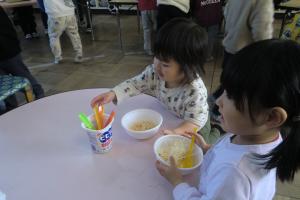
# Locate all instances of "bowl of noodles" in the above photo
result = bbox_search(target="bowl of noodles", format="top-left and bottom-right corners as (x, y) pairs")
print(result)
(121, 109), (163, 139)
(154, 135), (203, 175)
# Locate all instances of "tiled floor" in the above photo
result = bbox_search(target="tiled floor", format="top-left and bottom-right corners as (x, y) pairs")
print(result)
(9, 13), (300, 199)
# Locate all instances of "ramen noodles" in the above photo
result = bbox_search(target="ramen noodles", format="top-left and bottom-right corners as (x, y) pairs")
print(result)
(158, 139), (193, 168)
(130, 120), (156, 131)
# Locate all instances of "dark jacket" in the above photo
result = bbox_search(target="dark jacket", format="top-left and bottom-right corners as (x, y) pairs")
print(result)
(191, 0), (223, 27)
(0, 6), (21, 61)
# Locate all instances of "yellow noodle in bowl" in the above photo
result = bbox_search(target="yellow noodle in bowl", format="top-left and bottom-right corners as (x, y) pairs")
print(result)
(154, 135), (203, 175)
(121, 109), (163, 139)
(130, 120), (156, 131)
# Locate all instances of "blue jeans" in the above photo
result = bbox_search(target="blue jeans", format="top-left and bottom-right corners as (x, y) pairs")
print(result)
(141, 10), (157, 54)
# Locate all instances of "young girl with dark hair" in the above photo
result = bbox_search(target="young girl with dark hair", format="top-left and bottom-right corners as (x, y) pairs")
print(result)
(91, 18), (219, 142)
(156, 39), (300, 199)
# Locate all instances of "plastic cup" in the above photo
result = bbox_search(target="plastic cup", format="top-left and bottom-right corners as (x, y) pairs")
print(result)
(81, 114), (114, 153)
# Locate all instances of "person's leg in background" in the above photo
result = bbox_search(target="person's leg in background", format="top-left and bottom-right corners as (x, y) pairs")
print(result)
(206, 25), (219, 61)
(37, 0), (48, 34)
(65, 15), (83, 63)
(14, 6), (38, 39)
(80, 0), (92, 32)
(74, 0), (85, 26)
(0, 54), (45, 99)
(47, 16), (66, 64)
(141, 10), (157, 55)
(150, 10), (157, 54)
(75, 0), (92, 32)
(156, 5), (171, 30)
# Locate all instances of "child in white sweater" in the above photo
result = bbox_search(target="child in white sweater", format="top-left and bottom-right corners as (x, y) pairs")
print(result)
(91, 18), (220, 142)
(44, 0), (83, 64)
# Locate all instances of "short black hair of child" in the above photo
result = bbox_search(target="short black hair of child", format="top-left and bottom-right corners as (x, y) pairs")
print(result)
(154, 18), (208, 84)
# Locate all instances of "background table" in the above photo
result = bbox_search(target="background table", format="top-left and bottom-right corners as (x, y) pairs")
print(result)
(0, 89), (186, 200)
(0, 0), (36, 8)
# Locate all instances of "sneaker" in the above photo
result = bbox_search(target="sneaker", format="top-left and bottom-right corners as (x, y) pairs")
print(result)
(25, 34), (32, 39)
(31, 32), (39, 38)
(85, 27), (92, 33)
(108, 4), (118, 15)
(74, 55), (83, 63)
(54, 56), (63, 64)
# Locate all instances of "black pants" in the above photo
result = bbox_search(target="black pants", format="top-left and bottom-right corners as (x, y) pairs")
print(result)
(37, 0), (48, 29)
(157, 5), (188, 30)
(13, 6), (37, 35)
(0, 54), (44, 99)
(40, 11), (48, 29)
(75, 0), (91, 28)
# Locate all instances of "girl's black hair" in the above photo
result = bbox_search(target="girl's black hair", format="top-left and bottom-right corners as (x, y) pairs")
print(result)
(221, 39), (300, 182)
(154, 18), (208, 84)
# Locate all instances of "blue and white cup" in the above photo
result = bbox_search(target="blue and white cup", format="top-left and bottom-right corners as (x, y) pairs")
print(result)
(81, 114), (114, 153)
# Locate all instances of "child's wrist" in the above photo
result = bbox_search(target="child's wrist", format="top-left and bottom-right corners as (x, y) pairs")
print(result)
(172, 179), (184, 187)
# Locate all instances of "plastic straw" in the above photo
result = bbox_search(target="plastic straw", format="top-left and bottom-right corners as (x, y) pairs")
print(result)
(93, 105), (102, 129)
(78, 113), (95, 130)
(105, 111), (115, 127)
(98, 105), (104, 129)
(180, 128), (198, 168)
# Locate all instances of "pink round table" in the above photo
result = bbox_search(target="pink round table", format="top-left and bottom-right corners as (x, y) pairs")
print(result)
(0, 89), (185, 200)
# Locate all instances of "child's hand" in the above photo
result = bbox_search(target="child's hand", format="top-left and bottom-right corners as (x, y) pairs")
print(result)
(156, 156), (183, 187)
(90, 91), (116, 107)
(182, 131), (211, 153)
(162, 129), (179, 135)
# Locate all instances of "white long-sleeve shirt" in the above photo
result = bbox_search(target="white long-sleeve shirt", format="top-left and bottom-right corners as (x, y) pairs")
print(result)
(223, 0), (274, 54)
(112, 64), (208, 128)
(173, 133), (282, 200)
(44, 0), (75, 18)
(0, 190), (5, 200)
(157, 0), (190, 13)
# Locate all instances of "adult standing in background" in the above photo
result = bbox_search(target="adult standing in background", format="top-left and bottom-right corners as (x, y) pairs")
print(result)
(191, 0), (223, 61)
(210, 0), (274, 120)
(0, 6), (44, 111)
(156, 0), (190, 30)
(13, 5), (38, 39)
(222, 0), (274, 68)
(138, 0), (157, 56)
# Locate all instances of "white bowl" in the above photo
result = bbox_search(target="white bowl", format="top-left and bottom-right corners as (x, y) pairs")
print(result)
(121, 109), (163, 139)
(154, 135), (203, 175)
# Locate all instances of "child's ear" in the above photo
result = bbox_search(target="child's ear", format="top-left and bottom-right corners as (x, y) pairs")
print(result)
(265, 107), (287, 128)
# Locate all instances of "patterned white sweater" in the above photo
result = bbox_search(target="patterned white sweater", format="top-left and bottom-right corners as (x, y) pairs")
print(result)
(113, 64), (208, 128)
